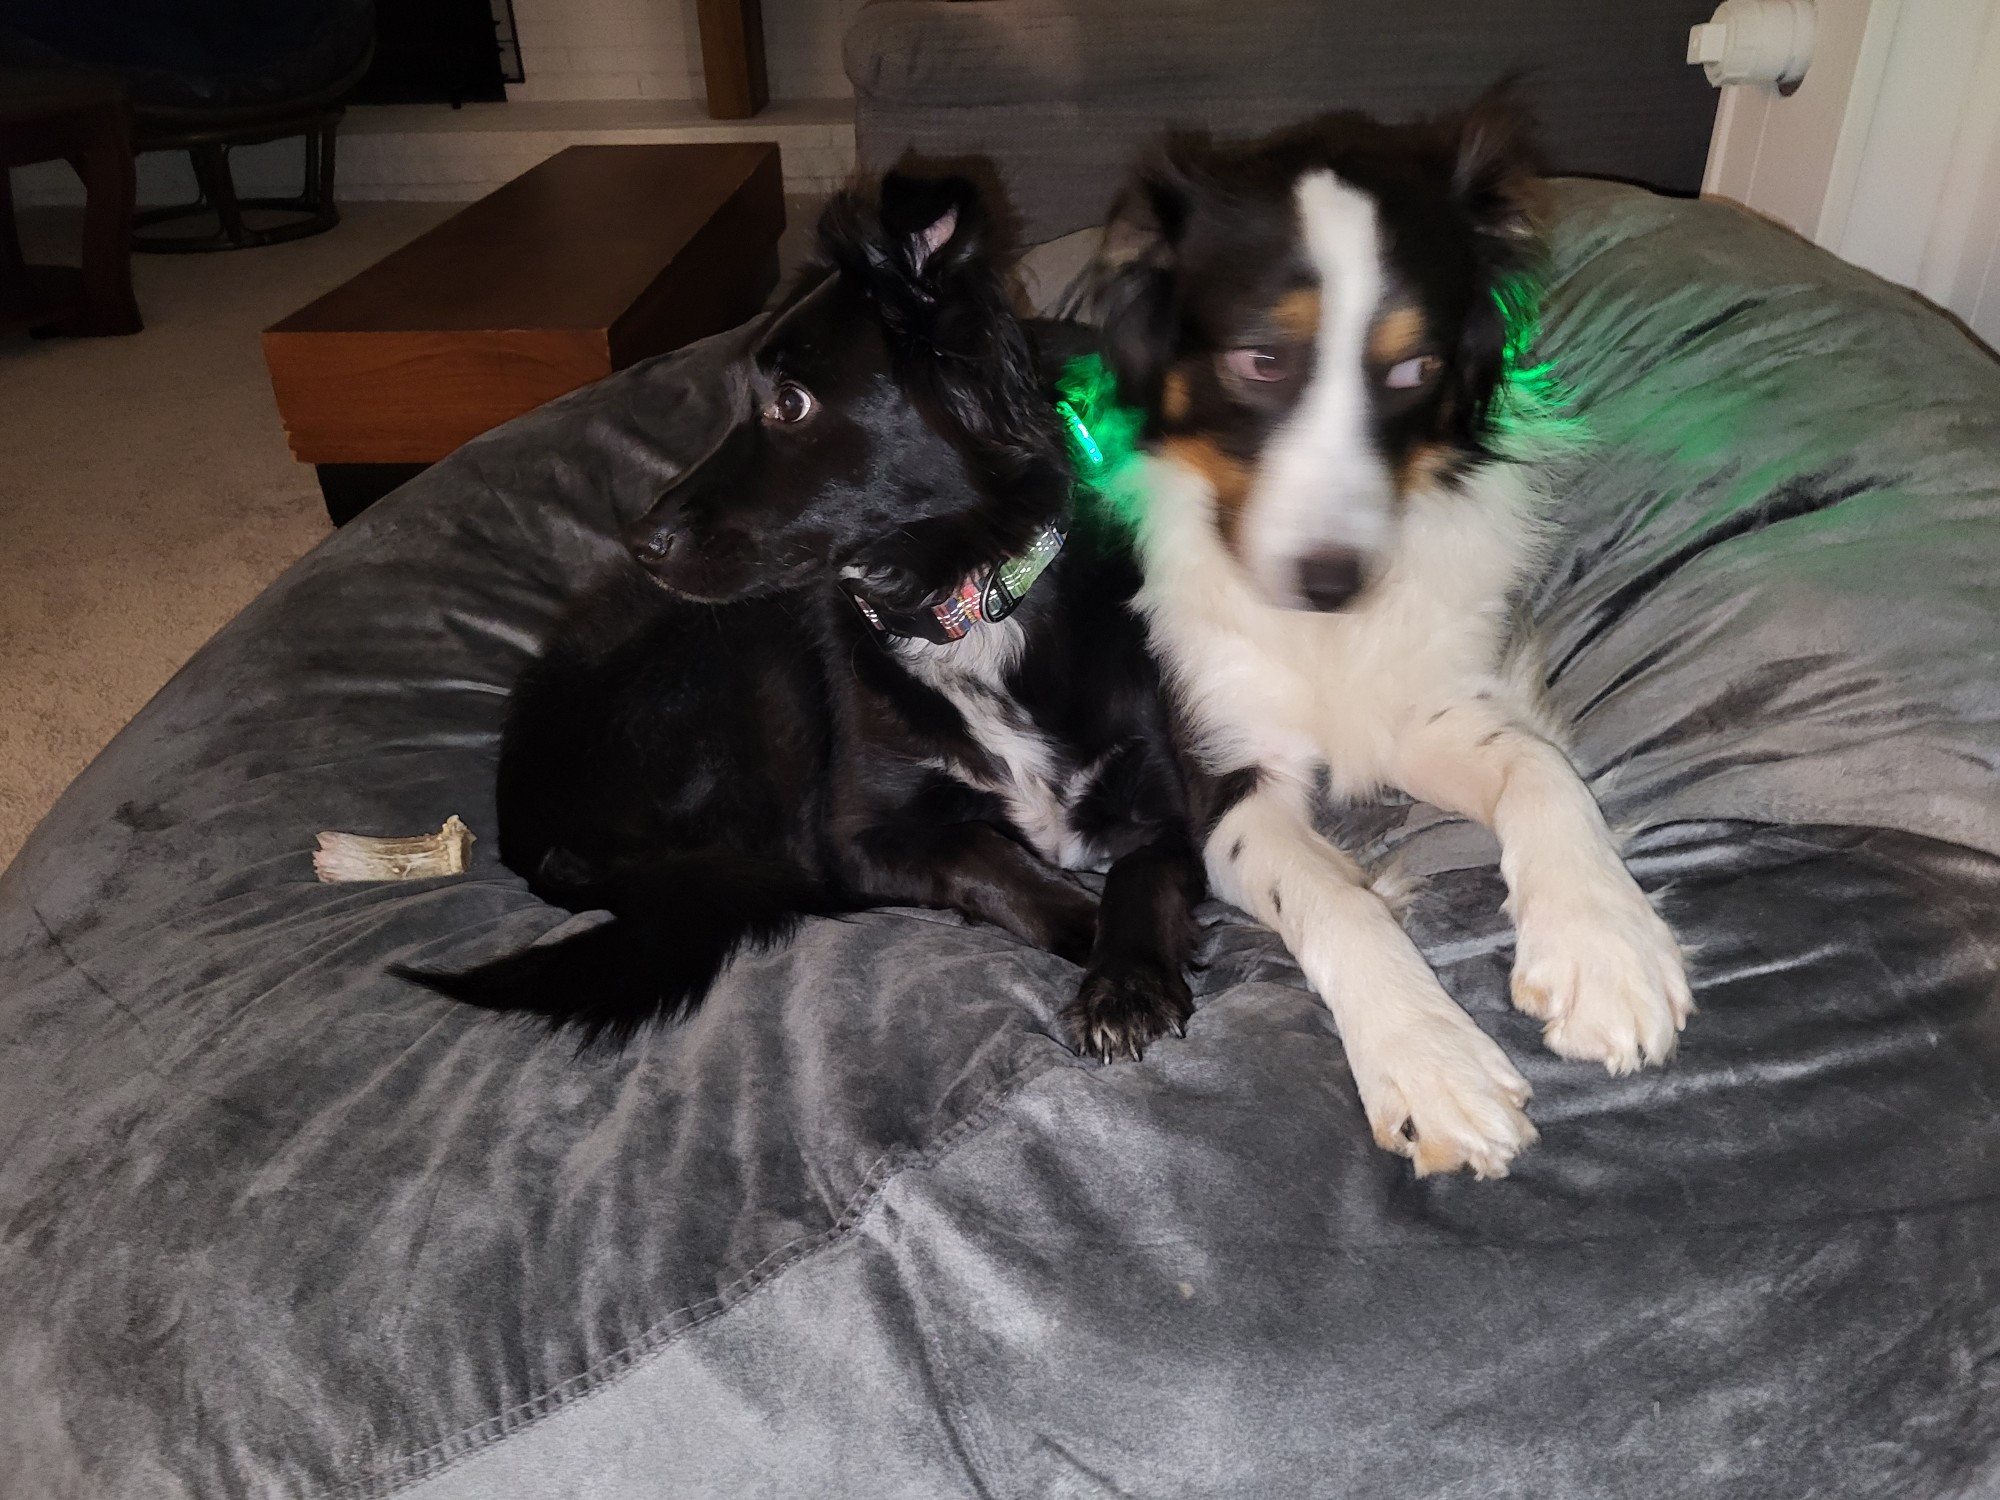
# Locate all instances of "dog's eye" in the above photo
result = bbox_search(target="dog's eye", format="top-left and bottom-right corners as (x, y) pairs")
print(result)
(765, 382), (816, 424)
(1384, 355), (1441, 390)
(1223, 346), (1295, 384)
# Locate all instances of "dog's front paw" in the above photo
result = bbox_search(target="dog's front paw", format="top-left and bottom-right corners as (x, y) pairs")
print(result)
(1062, 959), (1194, 1063)
(1511, 867), (1693, 1074)
(1352, 1002), (1537, 1179)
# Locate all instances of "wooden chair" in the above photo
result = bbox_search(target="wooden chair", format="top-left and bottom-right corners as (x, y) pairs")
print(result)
(131, 52), (369, 254)
(0, 0), (373, 253)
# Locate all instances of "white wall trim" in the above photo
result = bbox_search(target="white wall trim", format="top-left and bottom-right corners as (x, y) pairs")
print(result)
(1918, 4), (2000, 314)
(1699, 0), (2000, 348)
(1811, 0), (1904, 247)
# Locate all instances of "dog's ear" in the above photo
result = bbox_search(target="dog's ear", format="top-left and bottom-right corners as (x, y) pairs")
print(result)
(1093, 154), (1194, 422)
(1447, 88), (1546, 440)
(879, 171), (987, 283)
(869, 169), (1061, 488)
(1450, 87), (1544, 257)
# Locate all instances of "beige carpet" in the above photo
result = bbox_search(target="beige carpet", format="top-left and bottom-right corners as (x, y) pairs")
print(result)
(0, 196), (825, 872)
(0, 203), (457, 870)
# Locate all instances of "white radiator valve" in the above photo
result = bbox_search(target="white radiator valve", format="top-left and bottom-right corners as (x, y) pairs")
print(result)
(1688, 0), (1818, 95)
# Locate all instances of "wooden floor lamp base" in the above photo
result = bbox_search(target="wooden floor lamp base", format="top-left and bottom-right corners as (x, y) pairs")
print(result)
(695, 0), (768, 119)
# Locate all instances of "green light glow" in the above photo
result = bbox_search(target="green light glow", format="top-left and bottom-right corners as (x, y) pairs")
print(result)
(1054, 355), (1149, 535)
(1489, 271), (1585, 452)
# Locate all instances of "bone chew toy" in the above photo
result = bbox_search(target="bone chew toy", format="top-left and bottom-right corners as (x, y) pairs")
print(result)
(314, 816), (475, 882)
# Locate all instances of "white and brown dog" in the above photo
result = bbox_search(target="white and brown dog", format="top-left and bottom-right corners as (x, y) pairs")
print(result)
(1092, 100), (1692, 1177)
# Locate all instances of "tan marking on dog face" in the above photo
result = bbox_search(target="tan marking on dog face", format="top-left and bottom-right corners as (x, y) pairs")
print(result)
(1395, 439), (1457, 497)
(1370, 304), (1427, 366)
(1162, 434), (1252, 554)
(1274, 288), (1323, 340)
(1161, 366), (1192, 424)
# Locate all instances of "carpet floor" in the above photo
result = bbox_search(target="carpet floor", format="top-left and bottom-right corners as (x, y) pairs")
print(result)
(0, 203), (458, 871)
(0, 197), (829, 872)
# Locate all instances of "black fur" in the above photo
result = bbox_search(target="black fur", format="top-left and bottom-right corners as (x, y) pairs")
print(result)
(401, 173), (1203, 1059)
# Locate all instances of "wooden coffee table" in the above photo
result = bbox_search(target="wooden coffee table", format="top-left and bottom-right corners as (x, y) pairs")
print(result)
(262, 142), (784, 523)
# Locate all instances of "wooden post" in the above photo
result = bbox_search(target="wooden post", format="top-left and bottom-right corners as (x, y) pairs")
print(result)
(696, 0), (769, 120)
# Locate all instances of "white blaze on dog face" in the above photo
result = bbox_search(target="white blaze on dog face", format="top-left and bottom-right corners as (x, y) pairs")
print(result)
(1234, 171), (1395, 611)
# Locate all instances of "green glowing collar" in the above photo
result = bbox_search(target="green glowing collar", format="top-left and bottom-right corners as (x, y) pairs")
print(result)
(1053, 355), (1149, 533)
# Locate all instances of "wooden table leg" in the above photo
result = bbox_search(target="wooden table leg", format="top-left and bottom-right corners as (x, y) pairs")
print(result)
(1, 153), (87, 336)
(67, 119), (142, 336)
(0, 167), (29, 321)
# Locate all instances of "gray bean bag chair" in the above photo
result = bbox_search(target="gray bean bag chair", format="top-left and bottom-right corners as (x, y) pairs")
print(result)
(5, 180), (2000, 1498)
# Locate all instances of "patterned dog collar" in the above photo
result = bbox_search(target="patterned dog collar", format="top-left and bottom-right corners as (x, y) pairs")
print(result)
(848, 522), (1067, 644)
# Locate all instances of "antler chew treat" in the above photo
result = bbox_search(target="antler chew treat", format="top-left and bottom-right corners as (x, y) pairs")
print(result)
(314, 817), (475, 882)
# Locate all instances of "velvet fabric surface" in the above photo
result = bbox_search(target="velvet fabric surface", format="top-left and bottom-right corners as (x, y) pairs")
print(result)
(3, 182), (1999, 1498)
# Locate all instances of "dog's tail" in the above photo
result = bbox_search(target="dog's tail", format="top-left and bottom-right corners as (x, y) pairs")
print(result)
(396, 854), (839, 1047)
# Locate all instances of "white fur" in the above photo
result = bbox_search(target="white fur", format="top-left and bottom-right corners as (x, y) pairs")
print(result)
(895, 624), (1102, 871)
(1208, 778), (1537, 1178)
(1240, 173), (1396, 604)
(1124, 175), (1693, 1176)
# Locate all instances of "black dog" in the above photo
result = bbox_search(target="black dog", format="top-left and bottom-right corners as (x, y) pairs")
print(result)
(405, 173), (1204, 1061)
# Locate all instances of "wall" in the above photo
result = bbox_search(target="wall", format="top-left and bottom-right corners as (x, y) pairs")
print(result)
(506, 0), (866, 103)
(762, 0), (871, 100)
(1701, 0), (2000, 346)
(11, 0), (863, 206)
(504, 0), (699, 101)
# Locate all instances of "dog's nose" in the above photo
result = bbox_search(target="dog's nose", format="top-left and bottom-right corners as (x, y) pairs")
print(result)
(632, 526), (679, 563)
(626, 511), (692, 569)
(1296, 548), (1364, 611)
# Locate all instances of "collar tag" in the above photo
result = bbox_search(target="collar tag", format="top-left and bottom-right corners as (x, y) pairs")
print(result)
(980, 522), (1066, 623)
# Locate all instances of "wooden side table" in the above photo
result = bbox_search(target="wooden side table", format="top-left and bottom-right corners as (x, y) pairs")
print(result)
(263, 143), (785, 524)
(0, 69), (143, 337)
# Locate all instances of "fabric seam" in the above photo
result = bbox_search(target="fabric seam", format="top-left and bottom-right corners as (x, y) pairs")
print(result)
(321, 1048), (1067, 1500)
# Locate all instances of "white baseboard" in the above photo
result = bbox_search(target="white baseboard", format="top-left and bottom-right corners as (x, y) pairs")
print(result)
(10, 98), (858, 208)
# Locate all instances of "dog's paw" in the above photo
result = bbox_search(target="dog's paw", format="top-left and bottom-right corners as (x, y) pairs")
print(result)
(1351, 1002), (1538, 1179)
(1510, 867), (1693, 1075)
(1062, 959), (1195, 1063)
